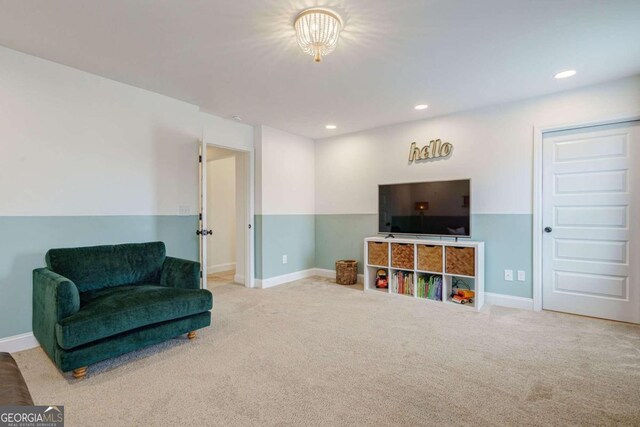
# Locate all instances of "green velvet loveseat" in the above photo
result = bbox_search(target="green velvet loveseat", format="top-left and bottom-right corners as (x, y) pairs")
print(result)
(32, 242), (212, 378)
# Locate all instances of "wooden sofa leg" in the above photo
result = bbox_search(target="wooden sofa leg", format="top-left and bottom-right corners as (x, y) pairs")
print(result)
(187, 331), (197, 340)
(73, 366), (87, 379)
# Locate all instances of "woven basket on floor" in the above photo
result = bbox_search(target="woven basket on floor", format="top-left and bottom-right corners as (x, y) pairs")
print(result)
(335, 260), (358, 285)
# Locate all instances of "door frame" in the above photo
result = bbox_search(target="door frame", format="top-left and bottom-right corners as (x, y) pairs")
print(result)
(532, 112), (640, 311)
(201, 142), (255, 289)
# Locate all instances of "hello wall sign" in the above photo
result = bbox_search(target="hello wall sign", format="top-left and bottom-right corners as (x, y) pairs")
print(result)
(408, 139), (453, 162)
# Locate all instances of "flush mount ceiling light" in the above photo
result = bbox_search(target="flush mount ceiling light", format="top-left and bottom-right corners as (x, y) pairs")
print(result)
(414, 104), (429, 110)
(325, 124), (337, 130)
(294, 7), (343, 63)
(554, 70), (576, 79)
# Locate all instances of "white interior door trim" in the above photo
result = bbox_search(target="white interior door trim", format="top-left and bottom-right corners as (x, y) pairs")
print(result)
(199, 139), (207, 289)
(204, 143), (255, 289)
(532, 111), (640, 312)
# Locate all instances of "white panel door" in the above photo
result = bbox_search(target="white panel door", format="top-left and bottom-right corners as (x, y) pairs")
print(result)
(542, 121), (639, 323)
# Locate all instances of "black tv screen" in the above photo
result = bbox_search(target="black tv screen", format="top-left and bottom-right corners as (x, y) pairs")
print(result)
(378, 179), (470, 237)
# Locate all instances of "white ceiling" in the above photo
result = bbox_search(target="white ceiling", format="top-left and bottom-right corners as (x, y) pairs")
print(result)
(0, 0), (639, 139)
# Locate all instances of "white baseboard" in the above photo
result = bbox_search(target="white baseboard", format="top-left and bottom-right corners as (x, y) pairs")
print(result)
(0, 332), (39, 353)
(234, 274), (245, 285)
(255, 268), (318, 289)
(485, 292), (533, 310)
(255, 268), (365, 289)
(207, 262), (236, 274)
(313, 268), (364, 284)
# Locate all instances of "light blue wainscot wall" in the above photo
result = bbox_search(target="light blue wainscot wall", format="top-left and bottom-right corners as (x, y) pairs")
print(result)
(314, 214), (532, 298)
(0, 215), (198, 340)
(315, 214), (378, 274)
(254, 215), (315, 280)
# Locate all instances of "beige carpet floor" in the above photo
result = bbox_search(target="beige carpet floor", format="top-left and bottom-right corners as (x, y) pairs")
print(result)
(13, 277), (640, 426)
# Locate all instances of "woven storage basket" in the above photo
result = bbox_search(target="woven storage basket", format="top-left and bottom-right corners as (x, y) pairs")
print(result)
(445, 246), (475, 276)
(335, 260), (358, 285)
(368, 242), (389, 266)
(417, 245), (443, 272)
(391, 243), (414, 270)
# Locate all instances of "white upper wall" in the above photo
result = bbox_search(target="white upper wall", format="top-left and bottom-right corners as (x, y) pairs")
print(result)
(315, 75), (640, 215)
(0, 46), (201, 216)
(2, 45), (638, 219)
(0, 46), (253, 217)
(255, 125), (314, 215)
(201, 112), (253, 151)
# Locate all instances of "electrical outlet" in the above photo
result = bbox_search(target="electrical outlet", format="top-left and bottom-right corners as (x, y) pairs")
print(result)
(504, 269), (513, 281)
(282, 255), (288, 264)
(178, 205), (190, 215)
(517, 270), (526, 281)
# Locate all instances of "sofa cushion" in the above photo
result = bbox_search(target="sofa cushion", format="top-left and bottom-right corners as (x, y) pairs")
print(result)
(55, 284), (213, 350)
(46, 242), (166, 292)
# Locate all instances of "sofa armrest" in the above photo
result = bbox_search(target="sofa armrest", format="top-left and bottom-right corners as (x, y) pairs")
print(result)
(33, 268), (80, 321)
(160, 257), (200, 289)
(32, 268), (80, 357)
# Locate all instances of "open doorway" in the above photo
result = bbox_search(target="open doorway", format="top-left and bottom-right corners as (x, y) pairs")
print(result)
(200, 143), (253, 290)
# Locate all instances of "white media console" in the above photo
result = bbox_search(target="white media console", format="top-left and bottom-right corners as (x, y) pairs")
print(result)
(363, 236), (485, 311)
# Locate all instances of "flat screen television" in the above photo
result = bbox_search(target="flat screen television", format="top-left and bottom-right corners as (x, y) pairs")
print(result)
(378, 179), (471, 237)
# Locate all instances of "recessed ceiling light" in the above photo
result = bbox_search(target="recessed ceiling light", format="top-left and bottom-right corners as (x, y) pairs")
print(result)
(325, 124), (337, 130)
(554, 70), (576, 79)
(414, 104), (429, 110)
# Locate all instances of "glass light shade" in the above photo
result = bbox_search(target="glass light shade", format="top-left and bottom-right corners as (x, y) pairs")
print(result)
(294, 8), (343, 62)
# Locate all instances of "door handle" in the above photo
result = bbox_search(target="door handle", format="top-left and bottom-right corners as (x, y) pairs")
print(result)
(196, 229), (213, 235)
(544, 227), (552, 233)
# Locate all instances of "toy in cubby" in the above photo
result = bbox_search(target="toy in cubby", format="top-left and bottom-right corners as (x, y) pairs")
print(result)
(374, 269), (388, 289)
(450, 277), (475, 304)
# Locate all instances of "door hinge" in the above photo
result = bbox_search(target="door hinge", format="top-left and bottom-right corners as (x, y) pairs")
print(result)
(200, 270), (203, 278)
(199, 155), (202, 163)
(199, 213), (202, 220)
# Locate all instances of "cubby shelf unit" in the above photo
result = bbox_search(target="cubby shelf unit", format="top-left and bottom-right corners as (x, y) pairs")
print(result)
(364, 237), (485, 311)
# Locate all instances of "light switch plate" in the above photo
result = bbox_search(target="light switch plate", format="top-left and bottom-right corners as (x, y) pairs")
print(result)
(282, 255), (288, 264)
(504, 269), (513, 281)
(517, 270), (526, 281)
(178, 205), (190, 215)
